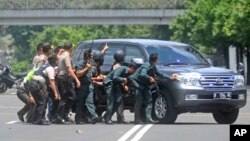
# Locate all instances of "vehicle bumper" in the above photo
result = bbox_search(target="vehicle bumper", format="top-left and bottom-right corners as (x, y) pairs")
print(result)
(173, 87), (247, 112)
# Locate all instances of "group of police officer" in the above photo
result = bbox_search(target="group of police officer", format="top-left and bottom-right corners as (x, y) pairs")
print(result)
(16, 42), (176, 125)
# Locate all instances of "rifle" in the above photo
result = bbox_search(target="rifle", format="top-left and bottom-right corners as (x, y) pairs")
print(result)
(83, 40), (94, 65)
(149, 65), (160, 95)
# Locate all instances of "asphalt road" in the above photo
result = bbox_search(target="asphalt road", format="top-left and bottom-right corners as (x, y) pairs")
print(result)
(0, 89), (249, 141)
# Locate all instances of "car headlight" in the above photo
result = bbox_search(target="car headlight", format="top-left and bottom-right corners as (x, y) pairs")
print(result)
(177, 72), (201, 87)
(234, 75), (244, 86)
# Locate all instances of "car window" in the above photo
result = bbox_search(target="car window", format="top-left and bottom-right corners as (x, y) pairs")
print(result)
(103, 43), (125, 65)
(78, 43), (100, 61)
(72, 43), (100, 67)
(72, 43), (85, 64)
(146, 45), (208, 65)
(125, 45), (145, 63)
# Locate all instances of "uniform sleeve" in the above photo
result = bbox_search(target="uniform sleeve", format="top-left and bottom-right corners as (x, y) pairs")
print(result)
(64, 53), (72, 68)
(45, 67), (55, 80)
(140, 67), (150, 79)
(155, 68), (169, 79)
(113, 68), (126, 83)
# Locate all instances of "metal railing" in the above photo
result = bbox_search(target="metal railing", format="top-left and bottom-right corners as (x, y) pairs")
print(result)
(0, 0), (185, 10)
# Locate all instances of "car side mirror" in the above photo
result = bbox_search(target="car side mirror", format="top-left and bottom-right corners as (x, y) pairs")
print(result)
(237, 62), (244, 74)
(206, 58), (213, 66)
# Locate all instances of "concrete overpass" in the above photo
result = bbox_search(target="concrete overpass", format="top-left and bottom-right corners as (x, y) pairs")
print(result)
(0, 0), (185, 25)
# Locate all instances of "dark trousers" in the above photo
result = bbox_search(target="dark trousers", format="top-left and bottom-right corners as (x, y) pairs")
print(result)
(57, 75), (76, 119)
(105, 83), (124, 122)
(47, 89), (59, 121)
(134, 87), (153, 122)
(17, 89), (34, 122)
(75, 84), (98, 121)
(29, 80), (48, 123)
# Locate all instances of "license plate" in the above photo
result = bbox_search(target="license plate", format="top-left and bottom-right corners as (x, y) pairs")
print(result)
(213, 92), (232, 99)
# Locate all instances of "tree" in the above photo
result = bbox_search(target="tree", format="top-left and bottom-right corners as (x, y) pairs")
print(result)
(7, 25), (171, 73)
(170, 0), (250, 83)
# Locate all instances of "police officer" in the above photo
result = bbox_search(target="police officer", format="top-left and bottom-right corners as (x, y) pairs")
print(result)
(132, 53), (170, 124)
(104, 58), (142, 124)
(111, 50), (125, 71)
(57, 42), (81, 123)
(17, 78), (35, 123)
(74, 49), (98, 124)
(32, 43), (43, 68)
(34, 42), (52, 69)
(29, 55), (60, 125)
(91, 51), (105, 85)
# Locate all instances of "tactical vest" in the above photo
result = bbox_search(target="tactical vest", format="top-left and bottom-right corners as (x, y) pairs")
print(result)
(35, 64), (51, 85)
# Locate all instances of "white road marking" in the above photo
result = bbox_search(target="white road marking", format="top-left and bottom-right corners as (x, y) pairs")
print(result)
(130, 124), (153, 141)
(6, 120), (19, 124)
(118, 125), (142, 141)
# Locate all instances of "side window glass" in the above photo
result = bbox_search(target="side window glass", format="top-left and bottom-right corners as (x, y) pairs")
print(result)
(103, 44), (124, 65)
(72, 43), (84, 64)
(78, 43), (100, 61)
(125, 45), (145, 63)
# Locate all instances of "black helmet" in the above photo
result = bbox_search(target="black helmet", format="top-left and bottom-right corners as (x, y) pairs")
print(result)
(129, 58), (144, 68)
(114, 50), (125, 62)
(149, 53), (158, 62)
(93, 51), (104, 61)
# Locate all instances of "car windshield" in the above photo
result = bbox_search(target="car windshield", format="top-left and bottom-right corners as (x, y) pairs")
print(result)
(146, 44), (208, 66)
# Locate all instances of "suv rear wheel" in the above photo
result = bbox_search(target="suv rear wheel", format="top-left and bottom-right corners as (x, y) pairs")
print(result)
(212, 108), (239, 124)
(153, 91), (177, 124)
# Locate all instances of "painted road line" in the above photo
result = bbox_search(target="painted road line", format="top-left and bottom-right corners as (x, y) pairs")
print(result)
(130, 124), (153, 141)
(6, 120), (19, 124)
(118, 125), (142, 141)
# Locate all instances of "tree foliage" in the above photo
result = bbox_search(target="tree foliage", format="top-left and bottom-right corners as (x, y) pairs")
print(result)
(7, 25), (170, 73)
(170, 0), (250, 53)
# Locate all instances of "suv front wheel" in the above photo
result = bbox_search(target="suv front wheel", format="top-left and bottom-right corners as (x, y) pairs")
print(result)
(153, 91), (177, 124)
(212, 108), (239, 124)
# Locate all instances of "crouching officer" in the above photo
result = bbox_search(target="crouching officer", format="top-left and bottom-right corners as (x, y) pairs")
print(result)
(131, 53), (171, 124)
(57, 42), (81, 123)
(104, 58), (143, 124)
(29, 55), (60, 125)
(75, 49), (99, 124)
(17, 78), (35, 123)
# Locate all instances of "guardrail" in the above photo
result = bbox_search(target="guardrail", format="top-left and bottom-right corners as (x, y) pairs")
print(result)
(0, 0), (185, 9)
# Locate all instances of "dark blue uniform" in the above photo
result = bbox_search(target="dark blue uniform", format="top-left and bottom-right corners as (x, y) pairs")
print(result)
(103, 66), (130, 123)
(131, 62), (168, 123)
(75, 59), (98, 123)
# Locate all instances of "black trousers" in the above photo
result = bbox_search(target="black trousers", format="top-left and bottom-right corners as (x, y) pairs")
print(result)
(29, 79), (47, 123)
(17, 88), (34, 122)
(47, 88), (60, 121)
(105, 83), (124, 122)
(57, 75), (76, 119)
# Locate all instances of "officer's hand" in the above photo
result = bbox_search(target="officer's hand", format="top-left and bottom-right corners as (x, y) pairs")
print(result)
(85, 63), (91, 69)
(76, 80), (81, 88)
(170, 73), (178, 80)
(124, 78), (128, 84)
(149, 77), (156, 84)
(124, 85), (129, 92)
(29, 96), (36, 104)
(103, 43), (109, 51)
(55, 93), (60, 100)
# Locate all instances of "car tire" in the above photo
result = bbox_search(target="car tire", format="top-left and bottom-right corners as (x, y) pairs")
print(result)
(0, 82), (7, 93)
(153, 91), (177, 124)
(212, 108), (239, 124)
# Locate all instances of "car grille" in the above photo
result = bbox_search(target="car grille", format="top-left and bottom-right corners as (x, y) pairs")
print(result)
(200, 75), (235, 89)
